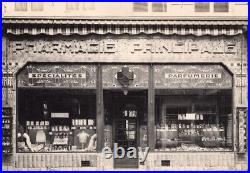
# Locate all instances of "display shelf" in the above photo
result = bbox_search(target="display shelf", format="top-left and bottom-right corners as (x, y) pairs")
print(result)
(178, 119), (204, 121)
(49, 131), (73, 135)
(178, 127), (203, 129)
(71, 125), (96, 130)
(156, 129), (178, 132)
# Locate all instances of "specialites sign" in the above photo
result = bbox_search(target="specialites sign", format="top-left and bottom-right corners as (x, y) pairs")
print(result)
(154, 64), (232, 89)
(17, 64), (96, 88)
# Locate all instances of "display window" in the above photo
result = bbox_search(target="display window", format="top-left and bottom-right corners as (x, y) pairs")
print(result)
(17, 89), (97, 152)
(155, 89), (233, 152)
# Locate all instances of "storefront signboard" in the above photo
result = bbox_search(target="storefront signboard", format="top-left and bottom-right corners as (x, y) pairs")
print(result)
(9, 35), (240, 63)
(17, 64), (96, 88)
(154, 64), (232, 89)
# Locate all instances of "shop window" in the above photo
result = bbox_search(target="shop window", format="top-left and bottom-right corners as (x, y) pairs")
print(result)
(133, 2), (148, 12)
(15, 2), (27, 12)
(214, 2), (229, 12)
(31, 2), (44, 11)
(152, 2), (167, 12)
(17, 89), (97, 153)
(195, 2), (210, 12)
(155, 89), (233, 152)
(66, 2), (79, 11)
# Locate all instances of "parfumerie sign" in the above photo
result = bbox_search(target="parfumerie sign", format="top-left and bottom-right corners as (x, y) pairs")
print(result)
(165, 73), (221, 79)
(155, 65), (232, 89)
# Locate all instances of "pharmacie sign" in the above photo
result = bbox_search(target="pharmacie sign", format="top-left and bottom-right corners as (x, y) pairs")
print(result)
(154, 64), (232, 89)
(17, 64), (96, 88)
(10, 36), (239, 55)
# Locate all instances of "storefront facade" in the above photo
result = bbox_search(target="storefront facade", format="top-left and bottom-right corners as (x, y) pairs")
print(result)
(2, 3), (248, 170)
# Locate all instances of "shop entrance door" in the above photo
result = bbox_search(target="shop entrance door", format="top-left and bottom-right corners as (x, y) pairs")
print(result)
(114, 101), (139, 169)
(108, 91), (146, 169)
(115, 104), (137, 150)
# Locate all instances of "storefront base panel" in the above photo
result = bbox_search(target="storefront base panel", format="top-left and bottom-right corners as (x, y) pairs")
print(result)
(139, 152), (247, 171)
(11, 153), (98, 170)
(3, 152), (248, 170)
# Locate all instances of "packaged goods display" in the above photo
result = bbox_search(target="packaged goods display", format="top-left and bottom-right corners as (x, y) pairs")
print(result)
(26, 121), (50, 129)
(156, 112), (228, 151)
(2, 108), (12, 158)
(17, 118), (96, 152)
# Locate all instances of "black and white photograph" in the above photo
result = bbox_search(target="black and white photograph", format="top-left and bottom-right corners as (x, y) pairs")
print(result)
(1, 2), (248, 170)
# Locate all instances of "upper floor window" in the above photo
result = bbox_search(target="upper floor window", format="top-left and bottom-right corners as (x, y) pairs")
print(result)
(66, 2), (79, 11)
(82, 2), (95, 10)
(214, 2), (229, 12)
(66, 2), (95, 11)
(133, 2), (148, 12)
(195, 2), (210, 12)
(31, 2), (44, 11)
(15, 2), (27, 11)
(152, 2), (167, 12)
